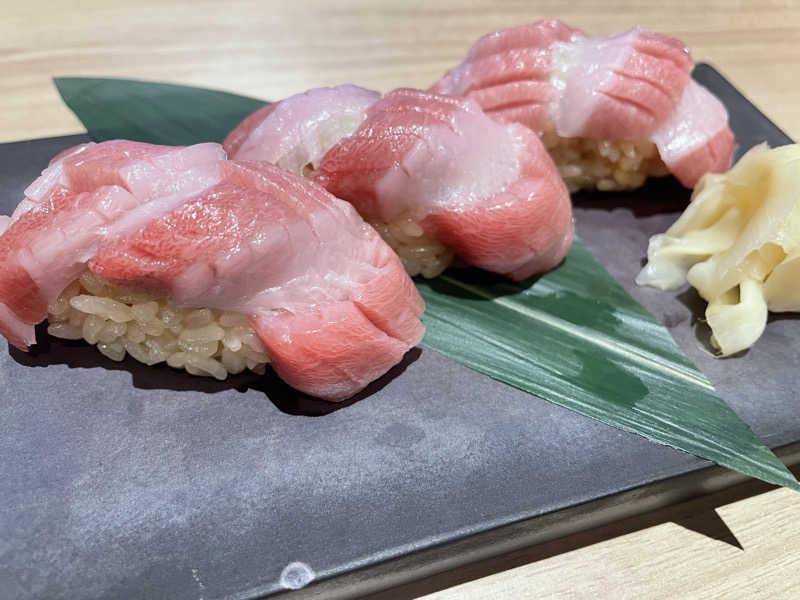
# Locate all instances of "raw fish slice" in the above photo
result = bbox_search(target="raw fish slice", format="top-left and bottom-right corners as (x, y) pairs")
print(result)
(350, 242), (426, 344)
(437, 49), (552, 96)
(431, 20), (583, 132)
(311, 88), (573, 280)
(222, 162), (425, 346)
(430, 19), (732, 191)
(223, 85), (381, 174)
(314, 88), (524, 222)
(18, 140), (224, 219)
(462, 19), (586, 61)
(90, 161), (424, 401)
(467, 80), (551, 131)
(422, 125), (576, 280)
(251, 302), (410, 401)
(14, 143), (92, 219)
(0, 185), (139, 348)
(0, 141), (225, 350)
(431, 19), (583, 94)
(222, 104), (278, 157)
(431, 21), (690, 140)
(551, 28), (693, 140)
(650, 80), (736, 188)
(0, 185), (79, 347)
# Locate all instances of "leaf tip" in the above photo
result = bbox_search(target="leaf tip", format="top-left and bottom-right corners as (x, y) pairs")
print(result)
(52, 76), (76, 88)
(762, 462), (800, 492)
(784, 477), (800, 493)
(52, 76), (84, 101)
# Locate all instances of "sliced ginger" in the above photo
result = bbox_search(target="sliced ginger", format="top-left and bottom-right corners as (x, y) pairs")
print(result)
(636, 143), (800, 355)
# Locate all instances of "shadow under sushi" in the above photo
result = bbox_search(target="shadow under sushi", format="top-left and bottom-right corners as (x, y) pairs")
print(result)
(10, 324), (423, 416)
(420, 268), (544, 300)
(251, 347), (423, 416)
(571, 175), (691, 217)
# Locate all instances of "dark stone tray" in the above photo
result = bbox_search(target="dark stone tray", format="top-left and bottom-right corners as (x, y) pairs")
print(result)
(0, 64), (796, 600)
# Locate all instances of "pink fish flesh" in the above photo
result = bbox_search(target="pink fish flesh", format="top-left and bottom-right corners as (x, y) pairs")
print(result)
(649, 80), (736, 187)
(1, 142), (424, 401)
(430, 19), (734, 187)
(431, 19), (584, 133)
(223, 85), (381, 174)
(311, 88), (574, 280)
(0, 140), (224, 349)
(89, 161), (424, 401)
(549, 28), (693, 140)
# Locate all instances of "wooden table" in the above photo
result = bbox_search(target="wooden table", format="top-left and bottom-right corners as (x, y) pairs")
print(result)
(3, 1), (799, 597)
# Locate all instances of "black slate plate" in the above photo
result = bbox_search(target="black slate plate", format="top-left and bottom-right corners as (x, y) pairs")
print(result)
(0, 65), (796, 600)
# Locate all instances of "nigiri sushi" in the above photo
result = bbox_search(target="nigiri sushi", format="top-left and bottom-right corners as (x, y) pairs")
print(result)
(430, 19), (735, 192)
(310, 88), (574, 280)
(1, 140), (424, 401)
(223, 84), (380, 175)
(224, 85), (574, 280)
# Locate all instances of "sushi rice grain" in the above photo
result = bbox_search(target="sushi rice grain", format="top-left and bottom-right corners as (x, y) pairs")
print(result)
(369, 216), (455, 279)
(541, 129), (669, 193)
(46, 271), (269, 379)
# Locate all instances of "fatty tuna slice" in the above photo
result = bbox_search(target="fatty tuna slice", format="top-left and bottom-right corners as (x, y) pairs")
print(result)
(0, 185), (140, 348)
(650, 79), (736, 188)
(0, 141), (225, 350)
(223, 85), (381, 175)
(431, 21), (692, 141)
(431, 19), (584, 132)
(89, 161), (425, 401)
(550, 28), (694, 140)
(20, 140), (224, 219)
(311, 88), (574, 280)
(430, 20), (732, 188)
(462, 19), (586, 61)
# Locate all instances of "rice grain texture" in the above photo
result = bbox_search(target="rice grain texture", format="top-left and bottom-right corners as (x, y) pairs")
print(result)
(542, 130), (669, 192)
(370, 216), (455, 278)
(47, 272), (269, 379)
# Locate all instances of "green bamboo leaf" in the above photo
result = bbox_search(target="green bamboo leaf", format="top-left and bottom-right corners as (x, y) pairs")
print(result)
(53, 76), (798, 490)
(417, 243), (798, 490)
(55, 77), (267, 145)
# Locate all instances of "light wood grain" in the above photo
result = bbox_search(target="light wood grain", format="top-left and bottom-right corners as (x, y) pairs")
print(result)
(2, 0), (800, 142)
(2, 1), (800, 598)
(418, 479), (800, 600)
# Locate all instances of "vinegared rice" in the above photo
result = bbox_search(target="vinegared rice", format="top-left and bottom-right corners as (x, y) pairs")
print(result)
(369, 216), (454, 279)
(46, 271), (269, 380)
(541, 129), (669, 193)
